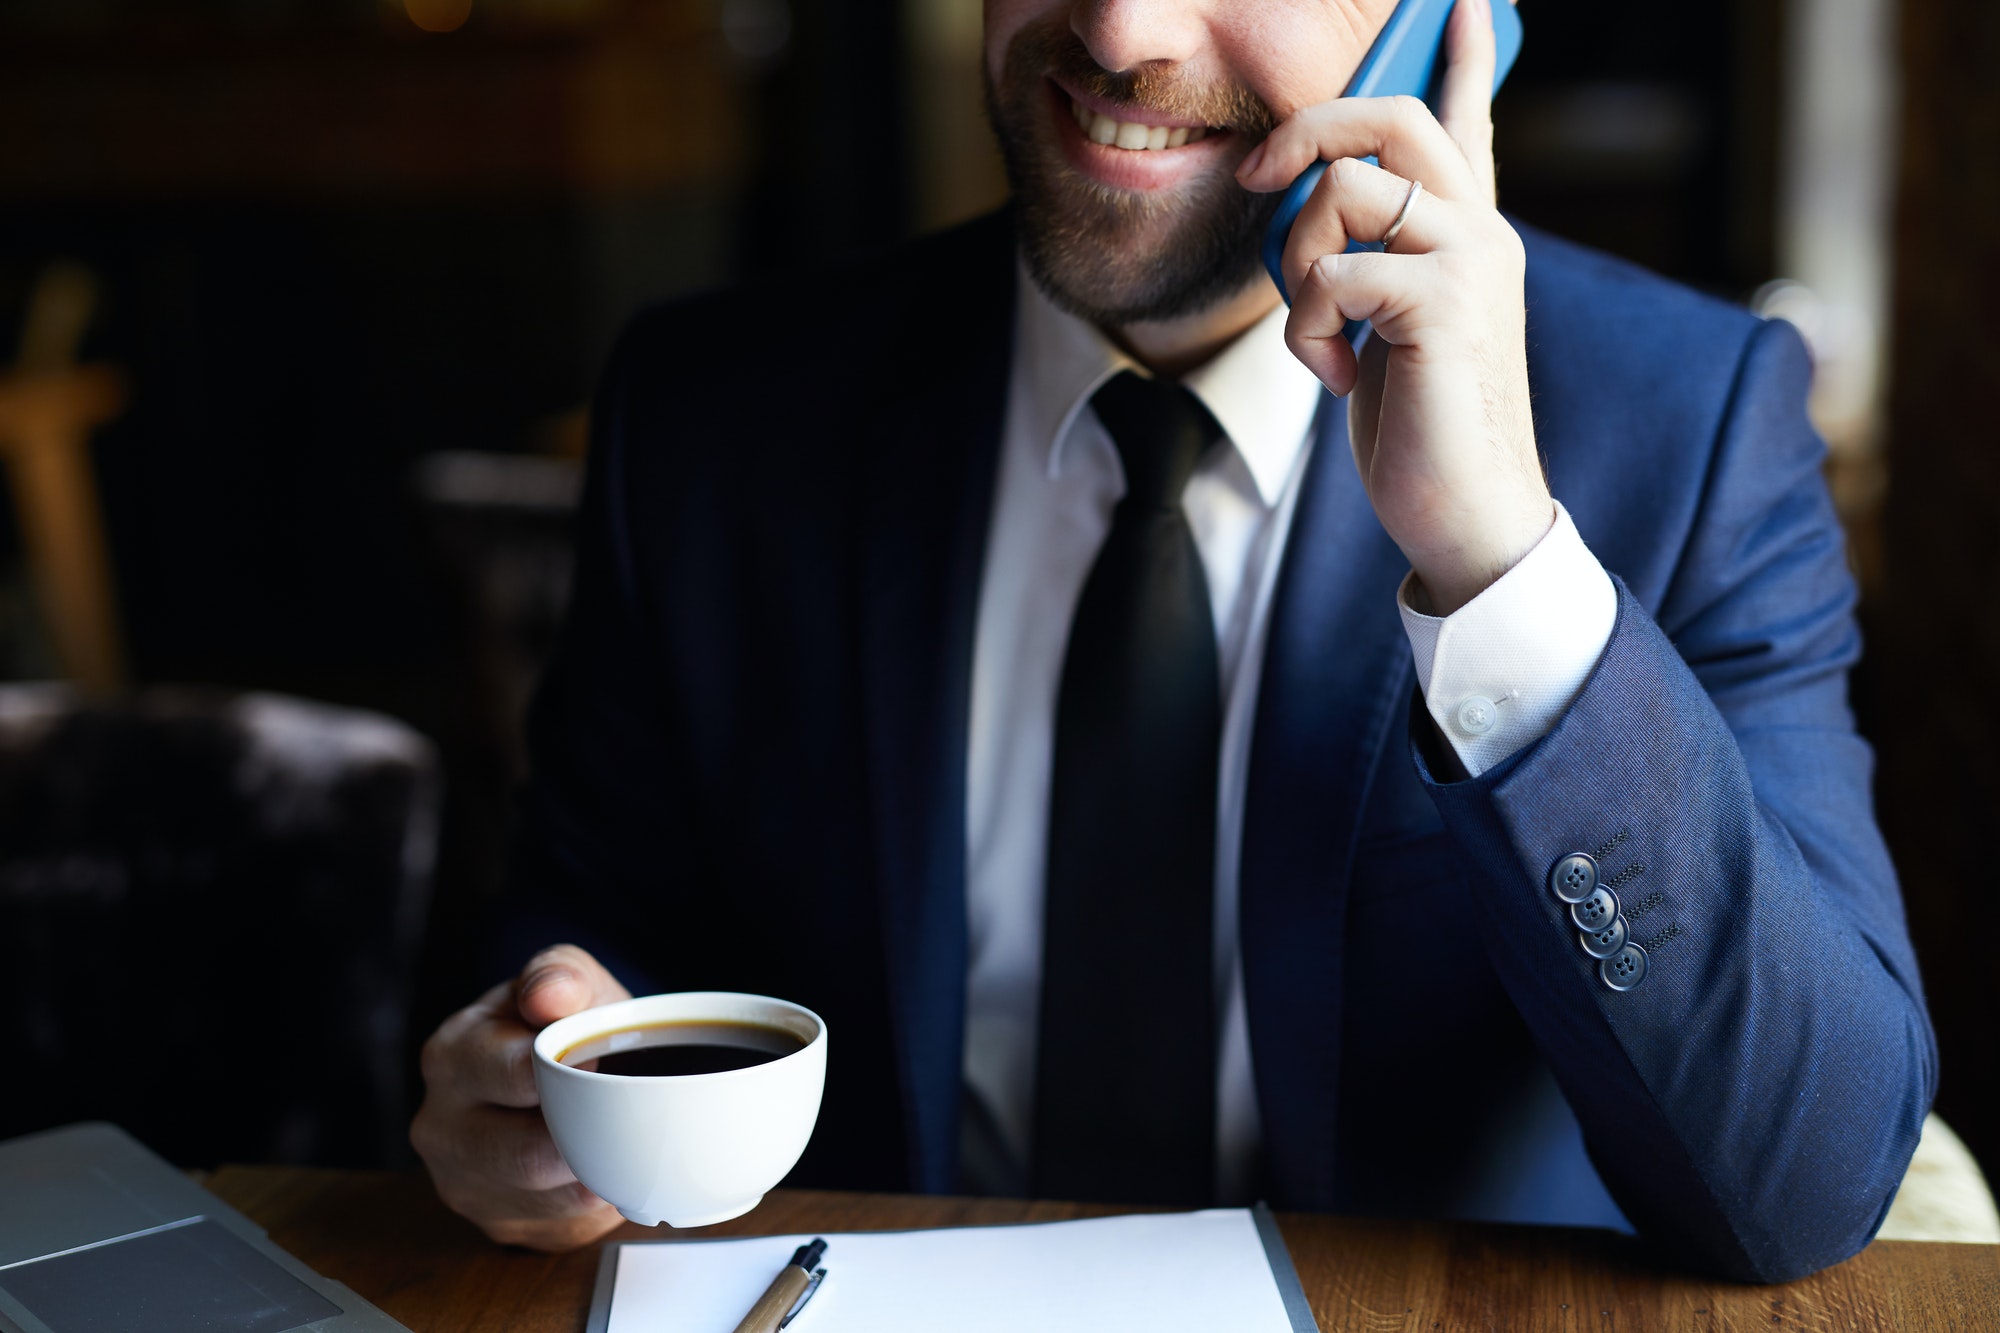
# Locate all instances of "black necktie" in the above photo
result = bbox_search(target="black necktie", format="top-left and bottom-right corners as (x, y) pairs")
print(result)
(1032, 370), (1223, 1205)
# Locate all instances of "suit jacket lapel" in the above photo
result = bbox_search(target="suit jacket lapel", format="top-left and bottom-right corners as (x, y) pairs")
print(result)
(1240, 398), (1415, 1210)
(858, 219), (1015, 1193)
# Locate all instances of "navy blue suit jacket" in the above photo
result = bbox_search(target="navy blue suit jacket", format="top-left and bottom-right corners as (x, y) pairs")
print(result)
(512, 210), (1934, 1283)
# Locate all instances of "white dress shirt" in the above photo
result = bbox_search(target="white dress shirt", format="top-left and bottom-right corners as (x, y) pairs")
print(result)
(961, 265), (1618, 1202)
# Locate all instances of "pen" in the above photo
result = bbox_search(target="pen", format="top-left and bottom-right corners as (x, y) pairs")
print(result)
(729, 1237), (828, 1333)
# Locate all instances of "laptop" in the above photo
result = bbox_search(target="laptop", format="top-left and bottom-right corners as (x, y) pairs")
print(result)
(0, 1122), (407, 1333)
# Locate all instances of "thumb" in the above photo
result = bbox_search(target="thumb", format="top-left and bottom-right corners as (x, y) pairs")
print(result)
(1436, 0), (1499, 205)
(514, 944), (632, 1030)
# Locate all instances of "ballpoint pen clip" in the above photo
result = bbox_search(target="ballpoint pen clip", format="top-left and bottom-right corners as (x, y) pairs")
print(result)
(777, 1268), (825, 1329)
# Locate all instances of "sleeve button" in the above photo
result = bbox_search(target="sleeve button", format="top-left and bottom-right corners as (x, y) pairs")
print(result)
(1579, 914), (1628, 959)
(1570, 885), (1619, 932)
(1600, 942), (1649, 992)
(1549, 852), (1599, 903)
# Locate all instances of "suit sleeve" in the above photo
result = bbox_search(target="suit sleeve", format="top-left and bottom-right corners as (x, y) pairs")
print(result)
(1416, 316), (1936, 1283)
(499, 323), (683, 993)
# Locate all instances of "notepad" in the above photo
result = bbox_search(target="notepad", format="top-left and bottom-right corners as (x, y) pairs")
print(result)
(584, 1206), (1318, 1333)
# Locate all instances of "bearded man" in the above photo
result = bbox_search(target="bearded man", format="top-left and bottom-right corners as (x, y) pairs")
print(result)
(410, 0), (1933, 1283)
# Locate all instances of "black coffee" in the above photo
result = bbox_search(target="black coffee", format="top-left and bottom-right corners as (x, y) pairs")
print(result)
(559, 1019), (806, 1077)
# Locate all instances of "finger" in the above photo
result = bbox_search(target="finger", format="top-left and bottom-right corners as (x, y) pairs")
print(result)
(514, 944), (631, 1030)
(1281, 249), (1380, 396)
(1278, 157), (1459, 302)
(436, 1103), (582, 1193)
(430, 1168), (619, 1238)
(462, 1014), (543, 1108)
(425, 980), (514, 1055)
(1347, 334), (1392, 477)
(1237, 95), (1479, 205)
(1284, 299), (1361, 399)
(419, 983), (542, 1108)
(479, 1193), (625, 1253)
(1288, 250), (1449, 359)
(1436, 0), (1499, 204)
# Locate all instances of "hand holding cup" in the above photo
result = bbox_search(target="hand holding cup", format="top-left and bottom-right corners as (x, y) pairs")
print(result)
(410, 945), (631, 1251)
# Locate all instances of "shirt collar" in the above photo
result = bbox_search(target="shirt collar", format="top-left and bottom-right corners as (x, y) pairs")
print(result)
(1012, 261), (1325, 508)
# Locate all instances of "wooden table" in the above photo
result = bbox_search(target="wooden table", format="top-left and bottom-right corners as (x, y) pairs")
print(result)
(206, 1168), (1998, 1332)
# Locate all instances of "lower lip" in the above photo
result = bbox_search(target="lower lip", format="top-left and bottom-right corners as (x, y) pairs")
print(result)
(1047, 81), (1234, 193)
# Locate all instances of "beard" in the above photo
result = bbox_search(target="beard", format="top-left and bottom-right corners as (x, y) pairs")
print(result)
(983, 17), (1281, 327)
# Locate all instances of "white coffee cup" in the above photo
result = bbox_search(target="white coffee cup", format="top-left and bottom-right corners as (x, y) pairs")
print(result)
(532, 991), (827, 1228)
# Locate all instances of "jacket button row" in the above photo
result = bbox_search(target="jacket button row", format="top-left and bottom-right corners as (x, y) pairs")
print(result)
(1549, 852), (1648, 991)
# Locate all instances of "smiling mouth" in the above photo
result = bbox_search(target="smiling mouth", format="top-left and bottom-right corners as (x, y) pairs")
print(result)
(1067, 94), (1217, 151)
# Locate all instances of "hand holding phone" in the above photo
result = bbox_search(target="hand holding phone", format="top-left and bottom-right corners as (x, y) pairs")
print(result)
(1236, 0), (1550, 617)
(1256, 0), (1520, 302)
(1261, 0), (1523, 306)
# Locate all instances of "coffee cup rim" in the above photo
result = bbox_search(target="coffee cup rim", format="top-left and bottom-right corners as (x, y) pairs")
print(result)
(533, 991), (825, 1084)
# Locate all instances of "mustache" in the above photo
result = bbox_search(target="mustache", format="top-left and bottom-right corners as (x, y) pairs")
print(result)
(1018, 22), (1277, 138)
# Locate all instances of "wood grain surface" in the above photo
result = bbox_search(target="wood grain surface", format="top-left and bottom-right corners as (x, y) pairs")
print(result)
(206, 1167), (2000, 1332)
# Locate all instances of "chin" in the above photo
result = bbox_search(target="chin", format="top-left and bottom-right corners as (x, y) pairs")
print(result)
(989, 73), (1276, 326)
(1009, 151), (1275, 325)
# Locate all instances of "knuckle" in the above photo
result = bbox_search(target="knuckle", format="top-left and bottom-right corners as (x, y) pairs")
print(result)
(482, 1219), (536, 1250)
(489, 1217), (595, 1254)
(519, 943), (585, 984)
(1465, 225), (1519, 275)
(556, 1212), (620, 1250)
(1299, 99), (1338, 129)
(504, 1041), (537, 1099)
(408, 1108), (439, 1162)
(519, 944), (576, 983)
(1325, 156), (1367, 195)
(1283, 320), (1311, 364)
(1389, 95), (1431, 129)
(478, 1188), (611, 1252)
(418, 1031), (450, 1087)
(432, 1178), (482, 1223)
(534, 941), (583, 967)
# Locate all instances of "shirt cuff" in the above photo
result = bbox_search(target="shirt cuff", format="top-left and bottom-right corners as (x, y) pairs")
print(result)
(1397, 502), (1617, 777)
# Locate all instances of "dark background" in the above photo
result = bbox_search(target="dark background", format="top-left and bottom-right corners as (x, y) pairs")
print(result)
(0, 0), (1992, 1190)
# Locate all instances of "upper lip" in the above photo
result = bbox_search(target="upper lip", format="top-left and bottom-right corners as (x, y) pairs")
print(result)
(1051, 77), (1216, 131)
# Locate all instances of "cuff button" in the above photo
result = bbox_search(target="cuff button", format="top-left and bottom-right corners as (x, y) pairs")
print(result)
(1455, 695), (1498, 736)
(1549, 852), (1598, 903)
(1570, 885), (1619, 932)
(1579, 914), (1628, 959)
(1600, 942), (1649, 992)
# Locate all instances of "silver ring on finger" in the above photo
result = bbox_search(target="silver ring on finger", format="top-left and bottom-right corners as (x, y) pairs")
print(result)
(1381, 178), (1423, 252)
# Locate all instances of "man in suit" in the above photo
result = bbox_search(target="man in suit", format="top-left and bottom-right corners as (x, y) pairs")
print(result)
(410, 0), (1934, 1281)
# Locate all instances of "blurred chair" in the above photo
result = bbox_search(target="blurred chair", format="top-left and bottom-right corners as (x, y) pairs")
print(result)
(403, 448), (578, 1039)
(0, 263), (129, 694)
(0, 684), (438, 1168)
(414, 448), (581, 783)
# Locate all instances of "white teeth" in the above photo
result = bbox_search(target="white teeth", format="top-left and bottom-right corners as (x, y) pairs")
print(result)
(1074, 97), (1209, 151)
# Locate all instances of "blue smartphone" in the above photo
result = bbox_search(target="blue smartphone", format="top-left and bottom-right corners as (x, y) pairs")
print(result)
(1260, 0), (1524, 304)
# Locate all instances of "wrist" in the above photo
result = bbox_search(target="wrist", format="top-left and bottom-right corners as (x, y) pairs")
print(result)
(1407, 496), (1555, 615)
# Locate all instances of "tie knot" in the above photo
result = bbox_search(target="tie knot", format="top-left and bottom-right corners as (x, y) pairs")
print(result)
(1090, 370), (1223, 512)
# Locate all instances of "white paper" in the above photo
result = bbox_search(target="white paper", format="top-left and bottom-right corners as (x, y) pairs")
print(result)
(604, 1209), (1298, 1333)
